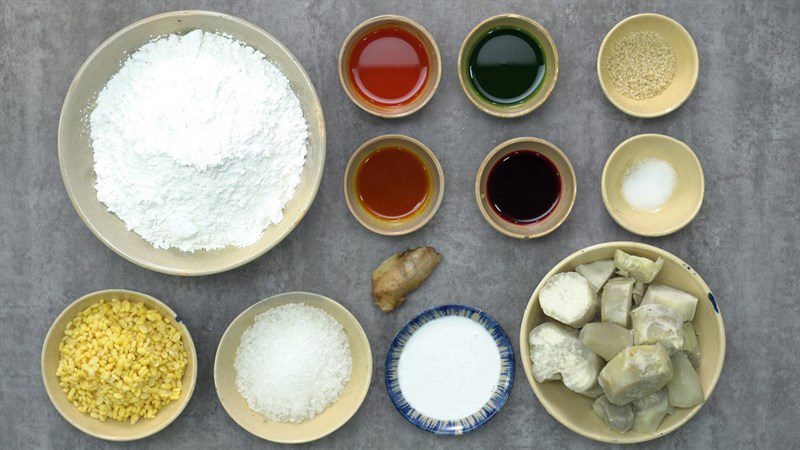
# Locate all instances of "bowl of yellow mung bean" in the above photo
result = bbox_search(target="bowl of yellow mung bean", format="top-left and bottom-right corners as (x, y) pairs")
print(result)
(597, 13), (699, 118)
(41, 289), (197, 441)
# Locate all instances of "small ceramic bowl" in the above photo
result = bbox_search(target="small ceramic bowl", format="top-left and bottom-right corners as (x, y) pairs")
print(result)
(58, 11), (325, 276)
(214, 292), (372, 444)
(41, 289), (197, 441)
(339, 15), (441, 118)
(597, 13), (699, 118)
(458, 14), (558, 118)
(520, 242), (725, 443)
(385, 304), (515, 435)
(475, 137), (576, 238)
(344, 134), (444, 235)
(602, 134), (704, 236)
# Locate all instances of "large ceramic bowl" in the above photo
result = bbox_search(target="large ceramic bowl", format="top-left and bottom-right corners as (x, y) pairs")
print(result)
(385, 304), (515, 435)
(214, 292), (372, 444)
(520, 242), (725, 443)
(41, 290), (197, 441)
(58, 11), (325, 276)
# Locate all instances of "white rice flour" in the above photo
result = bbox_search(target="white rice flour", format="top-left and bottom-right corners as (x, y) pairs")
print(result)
(90, 30), (308, 251)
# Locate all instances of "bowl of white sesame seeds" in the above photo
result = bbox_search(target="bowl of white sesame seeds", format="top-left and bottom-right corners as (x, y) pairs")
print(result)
(597, 13), (699, 118)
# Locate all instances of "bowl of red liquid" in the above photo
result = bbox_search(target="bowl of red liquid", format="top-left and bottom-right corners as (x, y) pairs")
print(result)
(344, 134), (444, 235)
(475, 137), (576, 238)
(339, 15), (441, 118)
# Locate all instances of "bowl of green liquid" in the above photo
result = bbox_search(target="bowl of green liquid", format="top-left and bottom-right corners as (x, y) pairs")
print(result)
(458, 14), (559, 118)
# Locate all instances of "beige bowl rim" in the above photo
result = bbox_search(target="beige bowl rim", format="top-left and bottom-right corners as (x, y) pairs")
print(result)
(343, 134), (445, 236)
(41, 289), (198, 441)
(519, 241), (726, 444)
(474, 136), (577, 239)
(337, 14), (442, 118)
(596, 13), (699, 118)
(457, 13), (559, 118)
(213, 291), (373, 444)
(57, 10), (326, 276)
(601, 133), (705, 237)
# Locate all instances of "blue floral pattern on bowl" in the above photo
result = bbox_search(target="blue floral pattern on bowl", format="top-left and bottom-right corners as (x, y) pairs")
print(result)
(384, 304), (515, 435)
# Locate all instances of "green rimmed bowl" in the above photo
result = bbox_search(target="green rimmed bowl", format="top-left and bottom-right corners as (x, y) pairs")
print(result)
(458, 14), (558, 118)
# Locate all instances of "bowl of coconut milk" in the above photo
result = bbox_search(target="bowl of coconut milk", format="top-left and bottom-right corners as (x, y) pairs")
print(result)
(384, 304), (514, 435)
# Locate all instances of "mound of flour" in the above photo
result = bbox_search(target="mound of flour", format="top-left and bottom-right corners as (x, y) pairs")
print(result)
(90, 30), (308, 252)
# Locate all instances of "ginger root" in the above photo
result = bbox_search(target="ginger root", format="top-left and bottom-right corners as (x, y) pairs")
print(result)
(371, 247), (441, 312)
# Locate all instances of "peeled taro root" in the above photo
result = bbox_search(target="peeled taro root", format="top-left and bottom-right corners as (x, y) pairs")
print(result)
(601, 277), (634, 327)
(529, 322), (604, 397)
(682, 322), (701, 367)
(667, 352), (704, 408)
(598, 344), (674, 406)
(632, 280), (647, 306)
(575, 259), (615, 292)
(582, 383), (605, 399)
(632, 389), (670, 434)
(614, 250), (664, 283)
(579, 322), (633, 361)
(631, 304), (684, 355)
(641, 284), (699, 321)
(539, 272), (598, 328)
(593, 396), (634, 434)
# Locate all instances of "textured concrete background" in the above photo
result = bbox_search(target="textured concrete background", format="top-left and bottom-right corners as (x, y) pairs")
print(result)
(1, 0), (799, 448)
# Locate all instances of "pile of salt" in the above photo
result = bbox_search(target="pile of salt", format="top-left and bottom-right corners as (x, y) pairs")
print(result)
(621, 158), (677, 212)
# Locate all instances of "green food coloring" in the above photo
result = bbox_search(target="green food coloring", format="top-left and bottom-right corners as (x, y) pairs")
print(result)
(467, 27), (546, 105)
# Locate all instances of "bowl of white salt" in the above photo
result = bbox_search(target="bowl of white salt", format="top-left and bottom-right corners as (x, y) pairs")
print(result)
(601, 134), (704, 237)
(213, 292), (372, 444)
(58, 11), (325, 275)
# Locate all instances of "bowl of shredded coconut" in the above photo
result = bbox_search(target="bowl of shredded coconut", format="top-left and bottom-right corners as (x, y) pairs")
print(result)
(58, 11), (325, 275)
(213, 292), (372, 444)
(601, 134), (704, 237)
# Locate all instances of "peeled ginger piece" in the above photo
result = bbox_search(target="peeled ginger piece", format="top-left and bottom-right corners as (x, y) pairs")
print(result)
(667, 352), (704, 408)
(539, 272), (597, 328)
(601, 277), (634, 327)
(575, 259), (615, 292)
(614, 250), (664, 283)
(641, 284), (699, 321)
(529, 322), (604, 397)
(593, 395), (634, 434)
(682, 322), (701, 367)
(632, 389), (670, 434)
(631, 304), (684, 355)
(579, 322), (632, 361)
(598, 344), (673, 406)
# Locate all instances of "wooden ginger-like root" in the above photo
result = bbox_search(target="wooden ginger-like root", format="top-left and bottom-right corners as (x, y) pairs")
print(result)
(371, 246), (442, 312)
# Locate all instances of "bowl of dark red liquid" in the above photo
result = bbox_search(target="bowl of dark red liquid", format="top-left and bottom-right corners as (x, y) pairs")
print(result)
(344, 134), (444, 235)
(475, 137), (576, 238)
(339, 15), (441, 118)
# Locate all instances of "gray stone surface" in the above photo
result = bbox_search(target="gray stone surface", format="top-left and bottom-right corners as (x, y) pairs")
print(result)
(1, 0), (799, 448)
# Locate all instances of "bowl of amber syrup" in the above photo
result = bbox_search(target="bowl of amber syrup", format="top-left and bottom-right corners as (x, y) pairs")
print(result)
(344, 134), (444, 235)
(338, 15), (441, 118)
(475, 137), (576, 238)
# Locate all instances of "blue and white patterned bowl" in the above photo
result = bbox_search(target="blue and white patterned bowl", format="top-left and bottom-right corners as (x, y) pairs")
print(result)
(385, 304), (515, 435)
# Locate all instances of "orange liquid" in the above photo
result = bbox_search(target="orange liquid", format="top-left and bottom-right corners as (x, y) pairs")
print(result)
(348, 27), (429, 107)
(355, 146), (430, 220)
